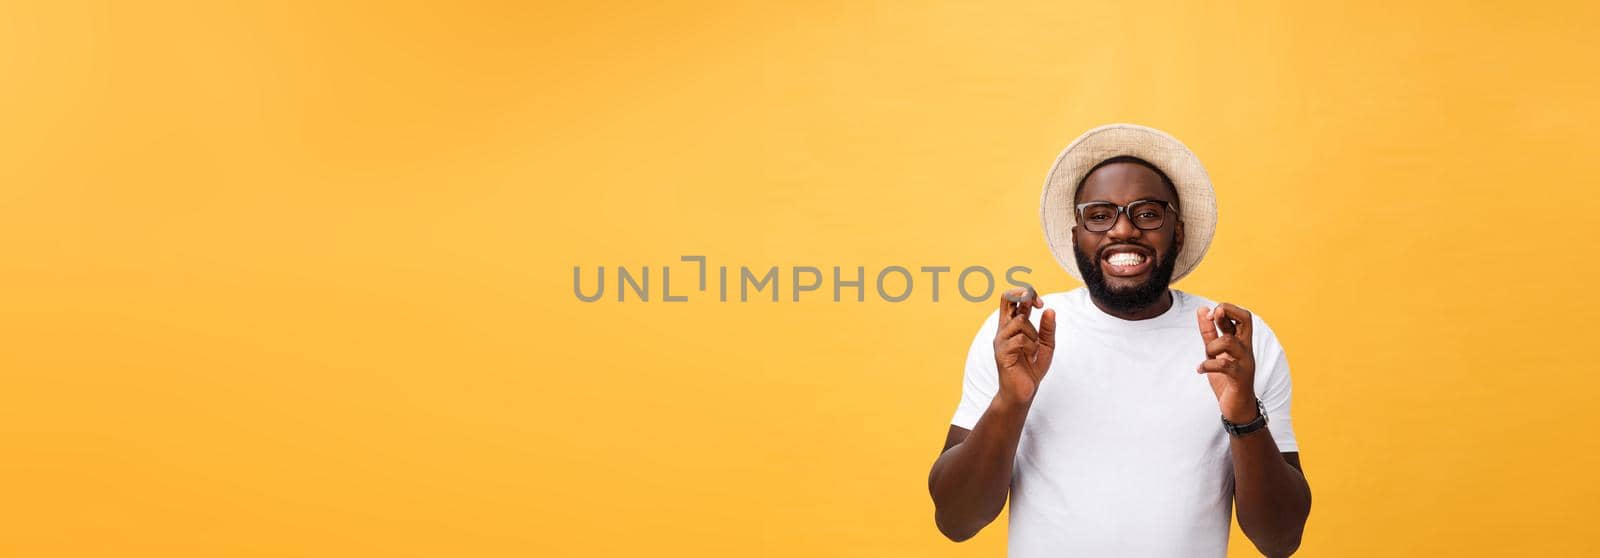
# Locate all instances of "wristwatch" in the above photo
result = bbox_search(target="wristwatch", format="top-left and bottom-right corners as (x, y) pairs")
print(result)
(1221, 399), (1268, 437)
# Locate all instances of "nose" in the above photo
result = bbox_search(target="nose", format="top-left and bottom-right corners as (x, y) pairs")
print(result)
(1105, 208), (1141, 241)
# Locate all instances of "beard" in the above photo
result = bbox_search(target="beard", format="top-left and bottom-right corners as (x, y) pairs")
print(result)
(1074, 241), (1179, 315)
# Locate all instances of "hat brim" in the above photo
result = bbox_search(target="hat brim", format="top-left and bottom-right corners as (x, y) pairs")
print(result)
(1039, 123), (1217, 285)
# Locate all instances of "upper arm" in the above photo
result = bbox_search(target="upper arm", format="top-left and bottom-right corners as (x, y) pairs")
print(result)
(933, 313), (992, 493)
(941, 424), (971, 454)
(929, 425), (973, 495)
(1282, 451), (1303, 474)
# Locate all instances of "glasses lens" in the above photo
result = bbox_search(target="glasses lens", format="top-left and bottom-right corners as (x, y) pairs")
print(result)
(1080, 203), (1117, 232)
(1128, 201), (1168, 230)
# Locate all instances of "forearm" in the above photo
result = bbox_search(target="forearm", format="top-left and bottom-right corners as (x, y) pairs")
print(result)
(928, 397), (1029, 541)
(1231, 428), (1312, 557)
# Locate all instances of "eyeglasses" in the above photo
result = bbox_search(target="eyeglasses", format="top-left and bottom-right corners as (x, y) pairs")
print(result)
(1074, 200), (1178, 232)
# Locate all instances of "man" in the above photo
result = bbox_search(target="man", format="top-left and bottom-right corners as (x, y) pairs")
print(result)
(927, 124), (1312, 557)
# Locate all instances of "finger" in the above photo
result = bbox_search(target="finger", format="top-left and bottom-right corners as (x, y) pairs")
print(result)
(1196, 306), (1218, 344)
(1216, 303), (1253, 345)
(1002, 287), (1033, 305)
(1016, 290), (1034, 323)
(1204, 336), (1250, 362)
(1004, 336), (1038, 360)
(1007, 317), (1040, 344)
(1001, 287), (1034, 324)
(998, 288), (1020, 323)
(1195, 357), (1238, 376)
(1038, 309), (1057, 349)
(999, 314), (1040, 342)
(1030, 286), (1043, 310)
(1209, 305), (1237, 338)
(1035, 309), (1057, 364)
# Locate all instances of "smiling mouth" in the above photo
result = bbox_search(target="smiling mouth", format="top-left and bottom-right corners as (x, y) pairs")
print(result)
(1100, 248), (1153, 278)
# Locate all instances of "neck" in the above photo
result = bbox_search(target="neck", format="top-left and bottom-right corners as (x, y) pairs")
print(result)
(1089, 288), (1174, 321)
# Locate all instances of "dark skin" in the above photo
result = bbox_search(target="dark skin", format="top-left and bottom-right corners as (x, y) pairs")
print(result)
(927, 163), (1312, 556)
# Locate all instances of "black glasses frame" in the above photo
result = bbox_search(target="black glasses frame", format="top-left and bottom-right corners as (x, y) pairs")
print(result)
(1073, 200), (1179, 232)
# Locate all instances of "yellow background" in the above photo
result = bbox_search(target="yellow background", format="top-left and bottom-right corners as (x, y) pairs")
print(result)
(3, 1), (1597, 556)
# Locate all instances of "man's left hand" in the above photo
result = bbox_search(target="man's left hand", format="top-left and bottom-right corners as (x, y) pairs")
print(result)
(1195, 303), (1258, 423)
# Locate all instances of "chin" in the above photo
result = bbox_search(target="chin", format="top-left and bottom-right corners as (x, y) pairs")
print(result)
(1102, 278), (1154, 295)
(1074, 249), (1177, 313)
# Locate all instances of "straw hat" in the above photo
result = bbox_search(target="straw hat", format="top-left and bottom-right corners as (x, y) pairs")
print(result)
(1039, 123), (1218, 284)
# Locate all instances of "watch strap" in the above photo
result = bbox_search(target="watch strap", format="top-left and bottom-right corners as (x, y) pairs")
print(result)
(1221, 399), (1268, 437)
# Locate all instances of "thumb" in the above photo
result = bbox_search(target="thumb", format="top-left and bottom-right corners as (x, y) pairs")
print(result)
(1035, 309), (1057, 364)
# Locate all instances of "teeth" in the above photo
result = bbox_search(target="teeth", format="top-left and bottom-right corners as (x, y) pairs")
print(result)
(1108, 253), (1145, 266)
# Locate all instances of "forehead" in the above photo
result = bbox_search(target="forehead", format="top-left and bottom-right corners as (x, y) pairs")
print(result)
(1075, 162), (1177, 205)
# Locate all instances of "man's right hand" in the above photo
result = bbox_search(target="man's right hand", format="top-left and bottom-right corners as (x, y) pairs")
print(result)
(930, 287), (1057, 541)
(992, 287), (1057, 407)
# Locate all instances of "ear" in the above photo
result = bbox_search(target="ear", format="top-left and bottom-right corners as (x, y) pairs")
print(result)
(1174, 218), (1185, 247)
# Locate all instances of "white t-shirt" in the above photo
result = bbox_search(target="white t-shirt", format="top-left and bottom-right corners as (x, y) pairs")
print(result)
(950, 287), (1298, 558)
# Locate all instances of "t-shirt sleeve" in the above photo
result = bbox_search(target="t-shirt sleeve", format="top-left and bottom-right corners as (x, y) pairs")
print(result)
(1250, 316), (1299, 453)
(951, 310), (1002, 430)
